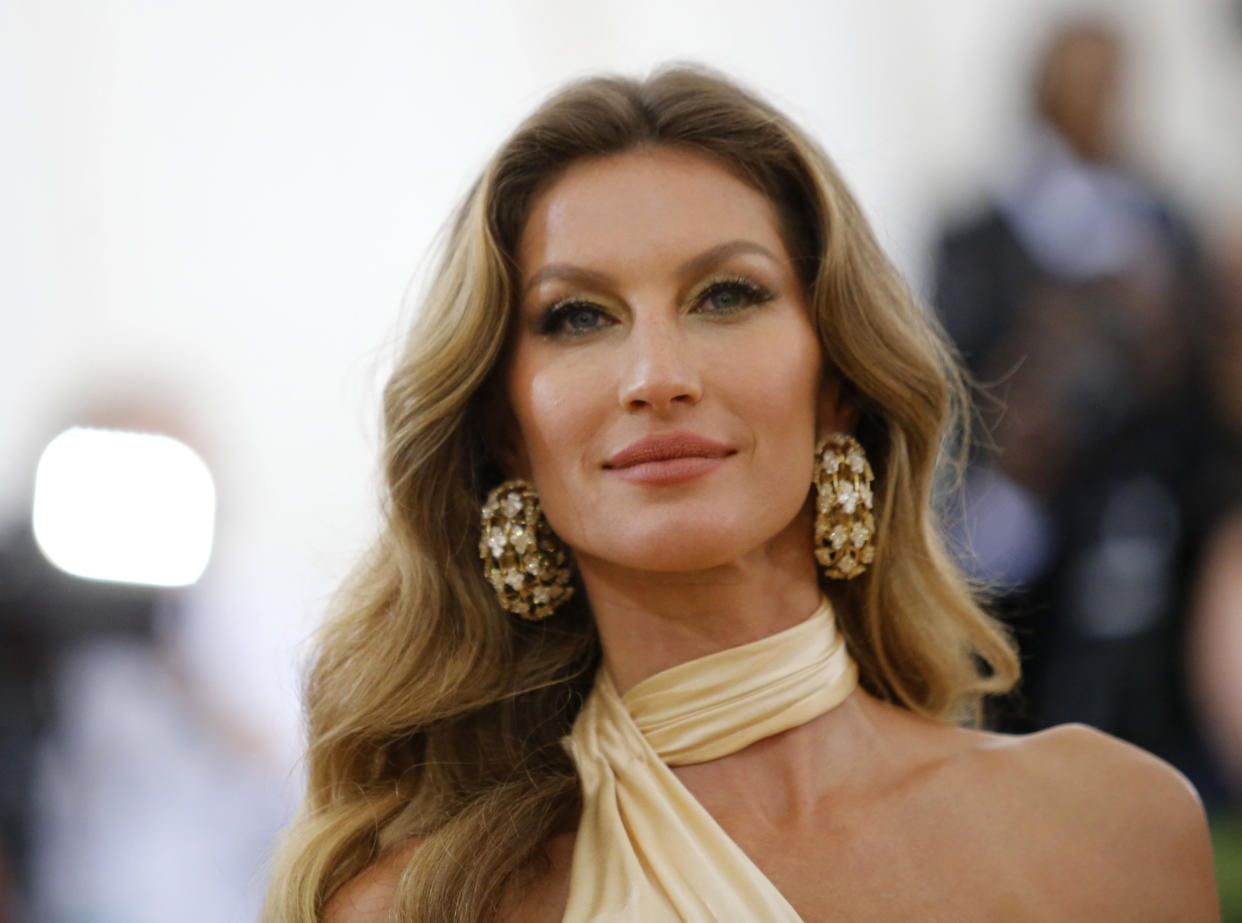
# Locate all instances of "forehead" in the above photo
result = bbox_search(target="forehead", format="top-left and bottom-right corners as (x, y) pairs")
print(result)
(517, 147), (791, 278)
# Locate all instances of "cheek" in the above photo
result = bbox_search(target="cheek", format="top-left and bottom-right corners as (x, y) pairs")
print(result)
(733, 326), (821, 424)
(509, 355), (604, 484)
(732, 327), (822, 482)
(514, 362), (616, 547)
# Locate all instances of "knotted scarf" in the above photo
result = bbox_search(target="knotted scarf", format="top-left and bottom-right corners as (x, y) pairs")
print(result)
(561, 598), (858, 921)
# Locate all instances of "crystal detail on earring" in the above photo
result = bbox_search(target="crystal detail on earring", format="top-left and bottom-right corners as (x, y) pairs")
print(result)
(501, 493), (523, 518)
(511, 527), (532, 553)
(487, 529), (507, 557)
(479, 479), (575, 620)
(812, 433), (876, 580)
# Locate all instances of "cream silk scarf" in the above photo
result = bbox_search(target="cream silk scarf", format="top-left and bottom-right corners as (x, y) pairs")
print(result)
(561, 598), (859, 922)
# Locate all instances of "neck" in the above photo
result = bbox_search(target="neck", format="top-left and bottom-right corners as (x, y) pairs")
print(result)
(576, 508), (824, 695)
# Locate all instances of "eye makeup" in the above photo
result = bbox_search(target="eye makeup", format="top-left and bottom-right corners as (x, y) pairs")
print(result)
(687, 273), (776, 316)
(535, 297), (616, 338)
(531, 270), (777, 340)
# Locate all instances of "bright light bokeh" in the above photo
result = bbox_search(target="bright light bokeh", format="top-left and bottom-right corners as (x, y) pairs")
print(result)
(31, 427), (216, 587)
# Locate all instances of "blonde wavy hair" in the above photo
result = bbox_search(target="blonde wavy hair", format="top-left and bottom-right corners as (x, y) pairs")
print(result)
(263, 65), (1019, 922)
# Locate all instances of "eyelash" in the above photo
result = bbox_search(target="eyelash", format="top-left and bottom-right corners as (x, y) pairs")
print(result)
(691, 275), (775, 314)
(536, 274), (775, 338)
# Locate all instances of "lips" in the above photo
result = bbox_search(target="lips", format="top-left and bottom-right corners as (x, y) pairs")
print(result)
(603, 434), (735, 485)
(604, 433), (734, 469)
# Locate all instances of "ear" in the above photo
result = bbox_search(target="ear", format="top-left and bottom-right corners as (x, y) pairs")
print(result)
(815, 371), (860, 442)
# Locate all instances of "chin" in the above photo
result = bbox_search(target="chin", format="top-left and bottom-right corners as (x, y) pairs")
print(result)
(617, 541), (745, 574)
(581, 508), (793, 574)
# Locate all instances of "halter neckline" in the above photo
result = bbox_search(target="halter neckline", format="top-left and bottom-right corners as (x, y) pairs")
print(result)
(561, 597), (858, 921)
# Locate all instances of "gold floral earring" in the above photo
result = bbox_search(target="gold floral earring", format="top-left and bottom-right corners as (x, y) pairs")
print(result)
(479, 479), (574, 619)
(812, 434), (876, 579)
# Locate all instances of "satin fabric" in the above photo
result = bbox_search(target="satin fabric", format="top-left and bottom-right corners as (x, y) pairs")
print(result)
(561, 599), (859, 922)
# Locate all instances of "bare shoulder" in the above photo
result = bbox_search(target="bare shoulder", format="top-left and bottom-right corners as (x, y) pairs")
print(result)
(323, 839), (421, 923)
(975, 723), (1219, 920)
(996, 722), (1207, 828)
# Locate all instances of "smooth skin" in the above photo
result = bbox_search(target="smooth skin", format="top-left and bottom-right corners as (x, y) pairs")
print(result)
(328, 147), (1219, 921)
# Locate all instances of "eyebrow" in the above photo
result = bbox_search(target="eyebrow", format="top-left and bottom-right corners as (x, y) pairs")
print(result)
(521, 239), (783, 297)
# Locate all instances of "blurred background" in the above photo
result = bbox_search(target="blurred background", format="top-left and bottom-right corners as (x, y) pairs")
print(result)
(2, 0), (1241, 919)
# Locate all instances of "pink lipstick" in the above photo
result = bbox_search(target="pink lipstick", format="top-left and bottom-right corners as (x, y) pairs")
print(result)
(604, 434), (735, 486)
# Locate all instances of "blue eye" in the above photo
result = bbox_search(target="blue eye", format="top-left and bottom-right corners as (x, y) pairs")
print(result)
(706, 286), (745, 311)
(566, 307), (601, 329)
(539, 301), (610, 337)
(695, 277), (773, 314)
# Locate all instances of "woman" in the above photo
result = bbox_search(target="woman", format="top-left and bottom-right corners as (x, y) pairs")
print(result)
(264, 67), (1218, 921)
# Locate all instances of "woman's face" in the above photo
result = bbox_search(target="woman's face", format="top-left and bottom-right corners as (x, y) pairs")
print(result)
(505, 145), (844, 574)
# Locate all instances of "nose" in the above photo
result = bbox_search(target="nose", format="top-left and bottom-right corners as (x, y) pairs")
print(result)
(617, 315), (703, 412)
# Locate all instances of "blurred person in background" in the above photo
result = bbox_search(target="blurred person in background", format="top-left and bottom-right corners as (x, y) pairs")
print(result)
(0, 522), (159, 919)
(932, 18), (1228, 804)
(0, 398), (170, 920)
(1, 392), (295, 922)
(1189, 231), (1242, 800)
